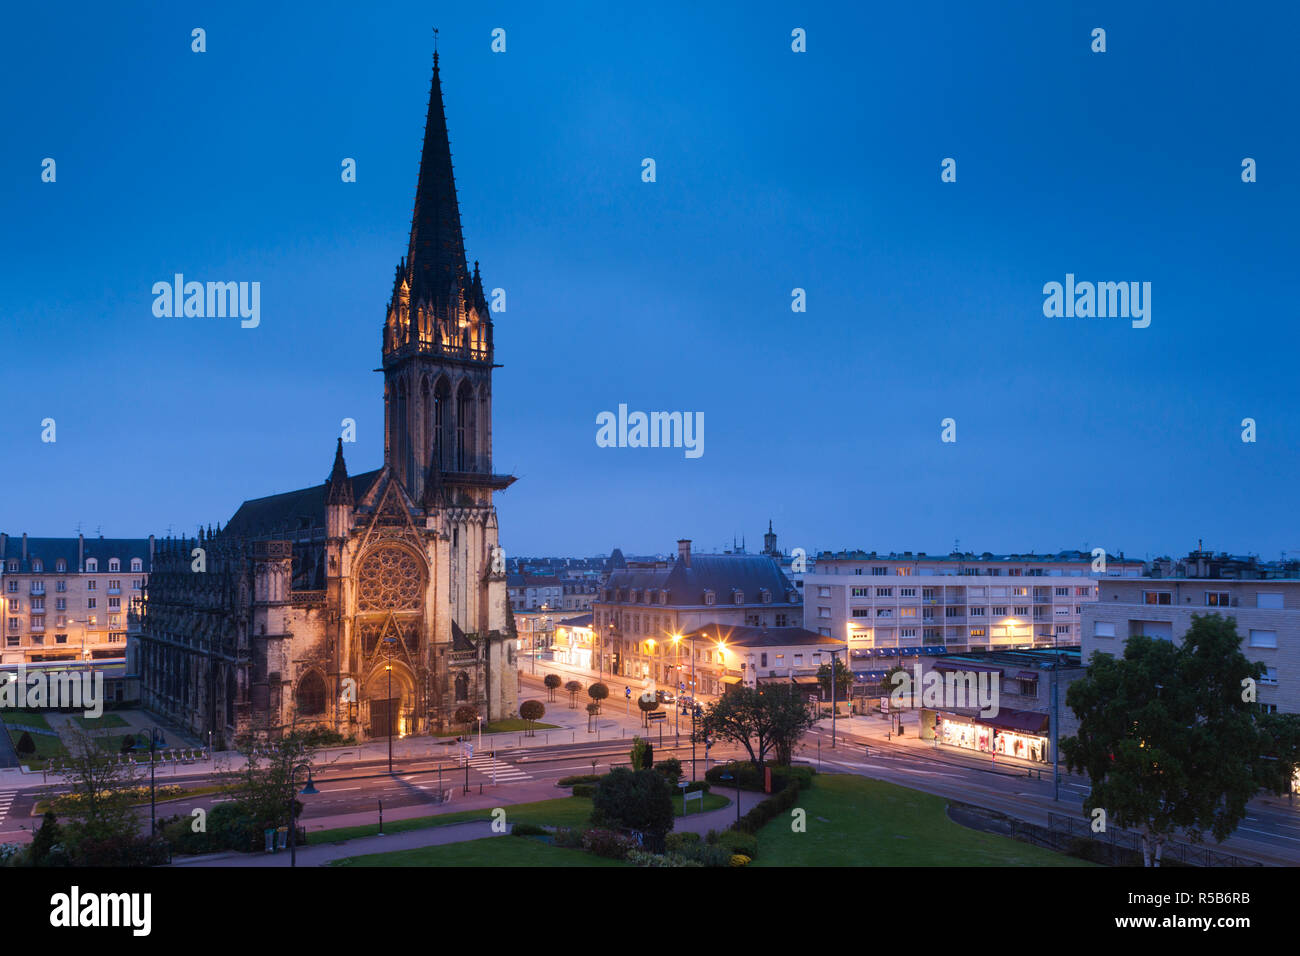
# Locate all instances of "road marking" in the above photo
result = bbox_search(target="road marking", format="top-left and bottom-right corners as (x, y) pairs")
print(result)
(0, 791), (16, 826)
(1237, 826), (1300, 844)
(319, 787), (362, 793)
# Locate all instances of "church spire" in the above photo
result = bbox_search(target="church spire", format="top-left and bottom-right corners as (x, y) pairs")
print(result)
(326, 438), (353, 506)
(405, 44), (469, 316)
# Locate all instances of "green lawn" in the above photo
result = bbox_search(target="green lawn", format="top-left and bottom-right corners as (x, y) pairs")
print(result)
(1, 710), (54, 730)
(75, 713), (128, 730)
(310, 792), (731, 844)
(752, 774), (1092, 867)
(330, 835), (627, 867)
(432, 719), (560, 736)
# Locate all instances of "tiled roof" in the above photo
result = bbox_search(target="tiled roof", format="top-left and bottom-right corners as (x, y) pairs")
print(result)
(605, 553), (797, 607)
(682, 624), (844, 648)
(0, 536), (152, 573)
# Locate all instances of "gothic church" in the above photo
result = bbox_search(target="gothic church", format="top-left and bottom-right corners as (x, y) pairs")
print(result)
(135, 51), (518, 746)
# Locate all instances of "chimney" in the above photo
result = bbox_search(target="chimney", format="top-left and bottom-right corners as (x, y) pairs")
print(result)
(677, 539), (691, 568)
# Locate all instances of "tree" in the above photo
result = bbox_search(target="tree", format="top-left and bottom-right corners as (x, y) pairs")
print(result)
(520, 699), (545, 736)
(120, 734), (136, 754)
(56, 729), (142, 856)
(585, 701), (600, 732)
(454, 705), (478, 735)
(637, 693), (660, 727)
(15, 731), (35, 756)
(630, 736), (654, 770)
(696, 684), (818, 766)
(564, 680), (583, 708)
(591, 767), (674, 852)
(588, 682), (609, 714)
(817, 658), (853, 702)
(29, 810), (63, 866)
(543, 674), (561, 702)
(1062, 615), (1287, 866)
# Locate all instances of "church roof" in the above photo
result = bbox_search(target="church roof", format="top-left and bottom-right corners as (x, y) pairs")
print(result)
(224, 469), (381, 540)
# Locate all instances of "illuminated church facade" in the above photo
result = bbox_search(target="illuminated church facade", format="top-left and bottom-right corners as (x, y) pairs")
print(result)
(134, 51), (519, 745)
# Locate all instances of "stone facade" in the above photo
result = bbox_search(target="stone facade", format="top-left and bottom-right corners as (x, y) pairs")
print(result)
(132, 51), (518, 746)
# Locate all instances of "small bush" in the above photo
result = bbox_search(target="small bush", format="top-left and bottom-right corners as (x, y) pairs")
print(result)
(709, 829), (758, 858)
(730, 854), (752, 867)
(582, 828), (637, 860)
(695, 844), (733, 867)
(626, 849), (704, 868)
(654, 757), (683, 783)
(571, 783), (596, 798)
(511, 822), (549, 837)
(553, 827), (586, 849)
(665, 831), (701, 854)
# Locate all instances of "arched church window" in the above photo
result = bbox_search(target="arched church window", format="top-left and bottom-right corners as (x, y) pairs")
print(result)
(297, 671), (327, 716)
(455, 671), (469, 701)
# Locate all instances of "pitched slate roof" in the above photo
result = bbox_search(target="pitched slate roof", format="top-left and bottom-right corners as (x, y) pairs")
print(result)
(0, 536), (152, 573)
(605, 553), (798, 607)
(223, 469), (381, 540)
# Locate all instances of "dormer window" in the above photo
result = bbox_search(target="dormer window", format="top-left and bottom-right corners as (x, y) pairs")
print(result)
(56, 559), (67, 573)
(109, 559), (121, 572)
(704, 589), (715, 606)
(733, 590), (744, 605)
(131, 558), (143, 572)
(659, 590), (669, 605)
(32, 561), (43, 573)
(760, 588), (771, 604)
(86, 559), (98, 573)
(629, 589), (639, 603)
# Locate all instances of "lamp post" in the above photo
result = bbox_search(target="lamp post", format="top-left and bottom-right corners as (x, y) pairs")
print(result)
(136, 725), (163, 835)
(288, 762), (318, 867)
(690, 633), (697, 781)
(382, 635), (398, 775)
(672, 635), (681, 742)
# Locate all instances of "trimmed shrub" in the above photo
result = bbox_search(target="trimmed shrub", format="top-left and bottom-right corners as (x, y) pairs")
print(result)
(571, 783), (597, 798)
(654, 757), (683, 783)
(591, 767), (673, 852)
(511, 822), (549, 837)
(626, 849), (704, 868)
(710, 828), (758, 859)
(705, 760), (814, 793)
(556, 774), (603, 787)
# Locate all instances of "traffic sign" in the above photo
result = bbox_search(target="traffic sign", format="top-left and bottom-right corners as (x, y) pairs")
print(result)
(625, 686), (631, 698)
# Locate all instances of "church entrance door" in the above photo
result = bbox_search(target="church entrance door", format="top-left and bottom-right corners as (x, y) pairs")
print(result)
(370, 697), (399, 739)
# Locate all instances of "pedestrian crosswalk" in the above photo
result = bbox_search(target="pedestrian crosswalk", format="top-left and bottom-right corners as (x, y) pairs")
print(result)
(465, 756), (532, 782)
(0, 791), (15, 827)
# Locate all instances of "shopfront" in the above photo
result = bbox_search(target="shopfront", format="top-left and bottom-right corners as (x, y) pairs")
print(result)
(922, 707), (1050, 764)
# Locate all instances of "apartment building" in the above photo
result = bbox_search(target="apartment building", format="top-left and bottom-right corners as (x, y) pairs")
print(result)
(1082, 576), (1300, 715)
(593, 539), (802, 694)
(805, 550), (1144, 659)
(0, 533), (153, 665)
(679, 624), (846, 695)
(507, 573), (564, 611)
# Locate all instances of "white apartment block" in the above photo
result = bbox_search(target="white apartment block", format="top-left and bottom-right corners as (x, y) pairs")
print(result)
(805, 550), (1144, 656)
(1082, 577), (1300, 715)
(1, 533), (153, 666)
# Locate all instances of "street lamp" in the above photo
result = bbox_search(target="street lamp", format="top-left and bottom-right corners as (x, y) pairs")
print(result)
(672, 635), (681, 742)
(288, 762), (318, 867)
(134, 726), (164, 835)
(382, 635), (398, 775)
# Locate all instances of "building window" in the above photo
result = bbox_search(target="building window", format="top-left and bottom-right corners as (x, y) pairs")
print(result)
(876, 588), (892, 597)
(851, 587), (869, 598)
(1249, 629), (1278, 649)
(1205, 592), (1231, 607)
(1094, 621), (1116, 637)
(1055, 587), (1069, 596)
(108, 559), (120, 572)
(131, 558), (143, 572)
(970, 607), (986, 617)
(1143, 591), (1172, 605)
(992, 606), (1008, 616)
(87, 580), (96, 591)
(56, 581), (66, 592)
(86, 559), (97, 572)
(871, 567), (887, 576)
(1014, 606), (1029, 615)
(87, 598), (97, 609)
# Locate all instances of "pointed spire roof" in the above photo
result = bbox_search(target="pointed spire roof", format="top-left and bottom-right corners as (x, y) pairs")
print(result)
(406, 49), (470, 314)
(326, 438), (354, 505)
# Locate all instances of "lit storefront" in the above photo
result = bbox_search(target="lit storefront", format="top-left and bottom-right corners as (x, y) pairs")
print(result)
(551, 614), (593, 669)
(922, 707), (1050, 763)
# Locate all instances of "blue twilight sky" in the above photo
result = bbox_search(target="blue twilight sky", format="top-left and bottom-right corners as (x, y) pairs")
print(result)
(1, 1), (1297, 561)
